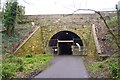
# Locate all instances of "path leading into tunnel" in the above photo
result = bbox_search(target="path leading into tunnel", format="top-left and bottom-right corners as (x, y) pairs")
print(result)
(35, 56), (88, 78)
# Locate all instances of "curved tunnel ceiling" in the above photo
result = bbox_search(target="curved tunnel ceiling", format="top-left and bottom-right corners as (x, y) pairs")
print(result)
(49, 30), (83, 47)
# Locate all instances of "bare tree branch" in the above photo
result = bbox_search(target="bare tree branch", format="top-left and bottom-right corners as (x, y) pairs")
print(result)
(22, 0), (32, 5)
(66, 8), (120, 49)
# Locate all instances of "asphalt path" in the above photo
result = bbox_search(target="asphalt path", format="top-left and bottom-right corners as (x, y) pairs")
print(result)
(35, 55), (88, 78)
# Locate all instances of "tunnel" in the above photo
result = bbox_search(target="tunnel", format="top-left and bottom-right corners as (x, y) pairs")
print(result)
(49, 31), (83, 55)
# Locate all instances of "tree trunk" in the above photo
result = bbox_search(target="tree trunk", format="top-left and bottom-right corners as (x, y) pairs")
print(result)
(11, 26), (14, 35)
(6, 26), (14, 36)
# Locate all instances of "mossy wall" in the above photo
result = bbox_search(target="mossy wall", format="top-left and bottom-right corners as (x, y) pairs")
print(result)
(16, 27), (44, 56)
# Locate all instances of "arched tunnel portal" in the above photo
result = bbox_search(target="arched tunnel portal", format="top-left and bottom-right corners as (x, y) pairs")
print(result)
(49, 31), (84, 55)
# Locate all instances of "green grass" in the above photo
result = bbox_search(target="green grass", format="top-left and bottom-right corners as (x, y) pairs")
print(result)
(87, 62), (104, 73)
(87, 57), (120, 79)
(1, 53), (53, 78)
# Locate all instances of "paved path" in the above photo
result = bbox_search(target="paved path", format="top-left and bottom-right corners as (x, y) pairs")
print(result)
(35, 56), (88, 78)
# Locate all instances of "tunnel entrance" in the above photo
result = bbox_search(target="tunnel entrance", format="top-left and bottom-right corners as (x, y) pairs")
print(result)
(49, 31), (83, 55)
(58, 42), (73, 55)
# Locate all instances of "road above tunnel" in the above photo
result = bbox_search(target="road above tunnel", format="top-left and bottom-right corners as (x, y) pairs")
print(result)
(35, 55), (88, 78)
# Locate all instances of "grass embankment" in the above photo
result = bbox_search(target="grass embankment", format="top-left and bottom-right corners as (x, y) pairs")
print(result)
(86, 57), (119, 79)
(2, 23), (32, 53)
(1, 53), (53, 78)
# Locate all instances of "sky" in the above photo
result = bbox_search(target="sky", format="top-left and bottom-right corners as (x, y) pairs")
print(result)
(1, 0), (120, 15)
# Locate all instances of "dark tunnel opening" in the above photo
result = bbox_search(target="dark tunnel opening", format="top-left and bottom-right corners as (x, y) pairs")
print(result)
(59, 42), (73, 55)
(49, 31), (83, 55)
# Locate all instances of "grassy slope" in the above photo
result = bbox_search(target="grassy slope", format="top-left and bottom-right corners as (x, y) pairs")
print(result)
(1, 53), (53, 78)
(2, 23), (32, 53)
(86, 57), (119, 78)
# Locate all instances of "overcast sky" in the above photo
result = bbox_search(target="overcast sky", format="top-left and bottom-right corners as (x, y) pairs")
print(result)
(1, 0), (120, 15)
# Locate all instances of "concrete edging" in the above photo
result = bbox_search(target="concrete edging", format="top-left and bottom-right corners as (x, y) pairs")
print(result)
(92, 24), (101, 54)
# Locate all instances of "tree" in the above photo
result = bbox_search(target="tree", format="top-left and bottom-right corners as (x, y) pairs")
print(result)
(16, 5), (25, 22)
(3, 0), (18, 36)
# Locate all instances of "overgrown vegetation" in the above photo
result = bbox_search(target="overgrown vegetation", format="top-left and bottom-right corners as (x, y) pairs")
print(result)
(1, 53), (53, 78)
(87, 57), (120, 79)
(2, 23), (32, 53)
(1, 0), (35, 53)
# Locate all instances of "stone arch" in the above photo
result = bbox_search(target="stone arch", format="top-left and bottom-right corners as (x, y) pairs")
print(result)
(48, 30), (84, 55)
